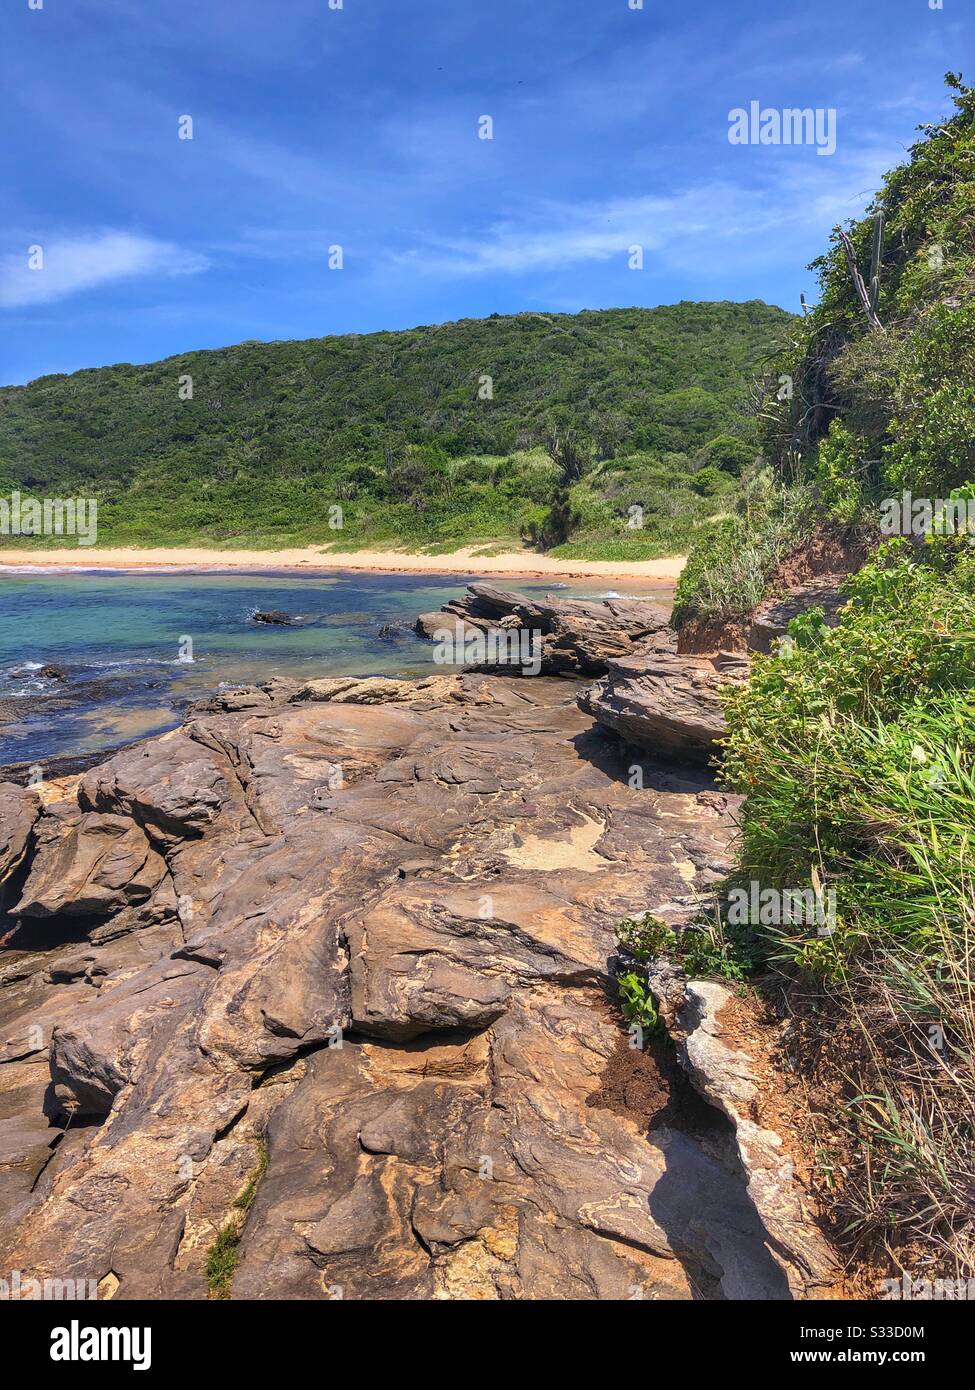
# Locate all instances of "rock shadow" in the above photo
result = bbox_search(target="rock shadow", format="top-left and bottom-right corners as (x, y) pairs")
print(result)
(571, 724), (719, 795)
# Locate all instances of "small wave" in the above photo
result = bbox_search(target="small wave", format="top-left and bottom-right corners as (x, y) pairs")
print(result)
(79, 655), (203, 671)
(2, 679), (49, 697)
(0, 564), (127, 575)
(1, 661), (62, 696)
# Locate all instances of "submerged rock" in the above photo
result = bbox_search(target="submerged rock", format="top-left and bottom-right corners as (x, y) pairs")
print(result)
(252, 610), (300, 626)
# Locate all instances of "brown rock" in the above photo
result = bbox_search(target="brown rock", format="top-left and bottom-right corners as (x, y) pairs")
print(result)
(0, 671), (835, 1300)
(79, 734), (229, 842)
(578, 650), (749, 761)
(14, 811), (167, 919)
(0, 782), (39, 887)
(415, 582), (672, 677)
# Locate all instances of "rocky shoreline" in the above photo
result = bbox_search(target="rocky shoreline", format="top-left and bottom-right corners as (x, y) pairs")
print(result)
(0, 585), (842, 1300)
(415, 581), (755, 761)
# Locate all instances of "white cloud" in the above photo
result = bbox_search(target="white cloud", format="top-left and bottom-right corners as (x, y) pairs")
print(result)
(397, 145), (895, 282)
(0, 232), (208, 307)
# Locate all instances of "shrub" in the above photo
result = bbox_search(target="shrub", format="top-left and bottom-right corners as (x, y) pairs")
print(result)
(702, 433), (757, 476)
(719, 541), (975, 1266)
(616, 970), (661, 1034)
(671, 481), (816, 626)
(689, 464), (729, 497)
(616, 911), (758, 984)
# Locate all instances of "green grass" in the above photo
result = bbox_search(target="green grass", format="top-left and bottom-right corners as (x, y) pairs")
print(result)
(719, 541), (975, 1269)
(204, 1226), (241, 1301)
(204, 1140), (268, 1300)
(671, 476), (816, 627)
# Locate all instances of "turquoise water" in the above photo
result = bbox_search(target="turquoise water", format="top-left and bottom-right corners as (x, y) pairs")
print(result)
(0, 568), (673, 766)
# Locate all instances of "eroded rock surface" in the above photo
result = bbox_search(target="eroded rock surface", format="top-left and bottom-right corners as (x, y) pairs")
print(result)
(670, 981), (841, 1298)
(0, 671), (828, 1299)
(0, 782), (38, 890)
(579, 651), (749, 761)
(416, 583), (673, 676)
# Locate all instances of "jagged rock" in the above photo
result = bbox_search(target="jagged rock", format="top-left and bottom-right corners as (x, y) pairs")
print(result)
(542, 615), (636, 675)
(188, 676), (306, 714)
(416, 582), (672, 677)
(43, 954), (105, 986)
(50, 1025), (129, 1115)
(578, 651), (749, 761)
(79, 735), (229, 843)
(670, 981), (841, 1298)
(450, 584), (546, 623)
(87, 878), (180, 943)
(14, 811), (167, 918)
(346, 882), (606, 1041)
(0, 782), (39, 885)
(192, 686), (273, 713)
(261, 677), (305, 703)
(48, 958), (211, 1115)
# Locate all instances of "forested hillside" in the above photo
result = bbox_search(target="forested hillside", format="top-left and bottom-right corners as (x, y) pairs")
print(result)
(0, 301), (790, 552)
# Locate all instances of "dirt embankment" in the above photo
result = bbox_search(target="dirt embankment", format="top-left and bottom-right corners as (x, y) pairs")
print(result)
(675, 525), (870, 655)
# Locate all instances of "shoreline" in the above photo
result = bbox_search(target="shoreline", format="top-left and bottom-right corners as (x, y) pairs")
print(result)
(0, 544), (687, 581)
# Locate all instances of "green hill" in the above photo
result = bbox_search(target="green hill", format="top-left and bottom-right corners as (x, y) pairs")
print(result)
(0, 301), (792, 555)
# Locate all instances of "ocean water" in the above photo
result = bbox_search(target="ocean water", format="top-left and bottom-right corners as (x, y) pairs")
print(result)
(0, 568), (673, 768)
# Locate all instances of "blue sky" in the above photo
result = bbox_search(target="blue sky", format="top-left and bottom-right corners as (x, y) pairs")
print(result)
(0, 0), (968, 385)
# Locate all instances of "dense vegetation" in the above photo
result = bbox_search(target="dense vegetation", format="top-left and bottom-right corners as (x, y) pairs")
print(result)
(0, 302), (790, 555)
(679, 75), (975, 1274)
(676, 74), (975, 627)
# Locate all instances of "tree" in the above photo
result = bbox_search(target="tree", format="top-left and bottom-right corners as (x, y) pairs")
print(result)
(690, 465), (729, 497)
(702, 433), (756, 476)
(545, 418), (593, 485)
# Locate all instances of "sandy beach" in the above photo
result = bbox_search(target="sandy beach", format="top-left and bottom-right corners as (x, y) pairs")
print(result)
(0, 544), (687, 581)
